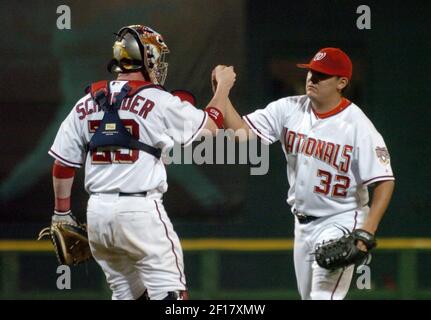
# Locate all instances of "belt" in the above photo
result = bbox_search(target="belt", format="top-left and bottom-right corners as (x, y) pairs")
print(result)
(118, 192), (148, 197)
(294, 211), (319, 224)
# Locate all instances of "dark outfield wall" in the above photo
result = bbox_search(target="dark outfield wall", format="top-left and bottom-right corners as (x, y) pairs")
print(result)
(0, 0), (429, 238)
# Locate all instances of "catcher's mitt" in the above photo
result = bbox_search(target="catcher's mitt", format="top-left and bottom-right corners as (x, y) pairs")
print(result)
(313, 227), (376, 271)
(38, 215), (92, 266)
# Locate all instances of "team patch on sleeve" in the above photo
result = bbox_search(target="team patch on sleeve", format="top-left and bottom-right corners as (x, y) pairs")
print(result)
(375, 146), (390, 165)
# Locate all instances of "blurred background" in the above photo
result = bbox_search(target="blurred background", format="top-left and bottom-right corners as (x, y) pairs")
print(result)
(0, 0), (430, 299)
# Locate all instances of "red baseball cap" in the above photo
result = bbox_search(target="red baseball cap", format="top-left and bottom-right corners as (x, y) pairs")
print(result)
(297, 48), (352, 80)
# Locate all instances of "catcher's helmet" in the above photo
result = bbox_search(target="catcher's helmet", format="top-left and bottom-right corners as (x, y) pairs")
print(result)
(107, 25), (169, 85)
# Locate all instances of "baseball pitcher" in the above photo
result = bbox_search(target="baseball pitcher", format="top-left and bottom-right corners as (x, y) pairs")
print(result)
(220, 48), (395, 299)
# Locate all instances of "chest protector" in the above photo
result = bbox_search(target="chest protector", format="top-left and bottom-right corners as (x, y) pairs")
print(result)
(87, 80), (163, 159)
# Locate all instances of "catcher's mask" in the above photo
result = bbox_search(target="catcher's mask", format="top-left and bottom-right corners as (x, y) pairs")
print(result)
(107, 25), (169, 85)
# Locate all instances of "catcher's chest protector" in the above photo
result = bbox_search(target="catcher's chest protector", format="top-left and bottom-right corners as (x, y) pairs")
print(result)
(87, 80), (164, 159)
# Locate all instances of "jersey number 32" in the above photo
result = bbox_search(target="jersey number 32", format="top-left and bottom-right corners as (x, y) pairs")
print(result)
(314, 169), (350, 198)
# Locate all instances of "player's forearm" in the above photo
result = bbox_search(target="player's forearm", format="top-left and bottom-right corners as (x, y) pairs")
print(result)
(224, 98), (247, 130)
(202, 83), (233, 135)
(224, 98), (254, 142)
(205, 82), (231, 117)
(361, 180), (395, 234)
(52, 160), (75, 212)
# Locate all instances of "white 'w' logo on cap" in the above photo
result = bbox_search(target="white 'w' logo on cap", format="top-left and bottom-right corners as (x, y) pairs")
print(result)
(313, 52), (326, 61)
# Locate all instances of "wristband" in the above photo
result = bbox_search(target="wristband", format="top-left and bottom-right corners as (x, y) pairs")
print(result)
(205, 106), (224, 129)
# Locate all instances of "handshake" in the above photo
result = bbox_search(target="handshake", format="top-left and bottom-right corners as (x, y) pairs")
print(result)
(211, 65), (236, 93)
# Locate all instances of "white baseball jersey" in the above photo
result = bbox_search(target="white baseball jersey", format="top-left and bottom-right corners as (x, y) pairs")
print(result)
(49, 80), (208, 194)
(244, 95), (394, 217)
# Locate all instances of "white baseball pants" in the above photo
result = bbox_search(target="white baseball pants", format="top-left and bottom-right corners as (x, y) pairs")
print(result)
(86, 193), (186, 300)
(293, 207), (368, 300)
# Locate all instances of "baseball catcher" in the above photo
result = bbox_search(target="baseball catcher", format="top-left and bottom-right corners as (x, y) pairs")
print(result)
(38, 211), (92, 266)
(45, 23), (236, 299)
(313, 228), (376, 271)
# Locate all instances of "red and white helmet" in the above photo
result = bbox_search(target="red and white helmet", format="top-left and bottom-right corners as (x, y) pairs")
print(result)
(107, 25), (170, 85)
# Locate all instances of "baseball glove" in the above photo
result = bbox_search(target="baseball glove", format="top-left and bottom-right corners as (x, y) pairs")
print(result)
(38, 212), (92, 266)
(313, 227), (376, 271)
